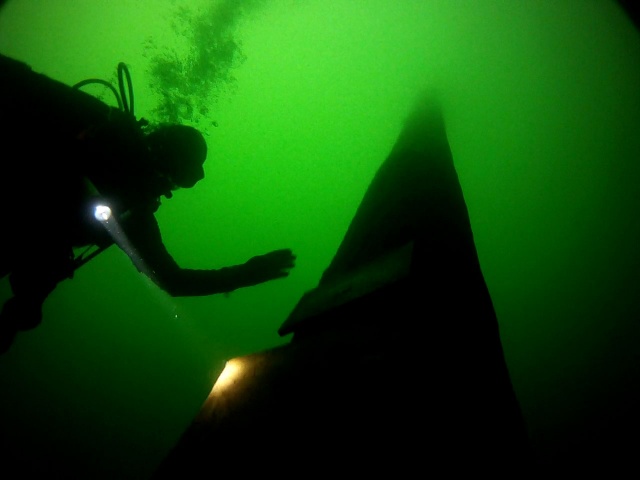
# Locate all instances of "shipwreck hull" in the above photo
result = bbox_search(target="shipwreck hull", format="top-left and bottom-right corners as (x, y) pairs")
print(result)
(153, 95), (534, 476)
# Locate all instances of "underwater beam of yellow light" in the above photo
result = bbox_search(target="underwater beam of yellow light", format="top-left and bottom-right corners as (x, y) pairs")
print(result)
(210, 358), (246, 396)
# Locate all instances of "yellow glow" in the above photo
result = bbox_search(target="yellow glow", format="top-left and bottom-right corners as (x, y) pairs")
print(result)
(210, 358), (245, 395)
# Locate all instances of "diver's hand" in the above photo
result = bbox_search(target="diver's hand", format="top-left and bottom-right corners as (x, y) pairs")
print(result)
(245, 248), (296, 283)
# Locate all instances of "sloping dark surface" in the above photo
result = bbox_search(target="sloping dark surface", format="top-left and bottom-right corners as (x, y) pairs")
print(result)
(153, 95), (535, 477)
(617, 0), (640, 31)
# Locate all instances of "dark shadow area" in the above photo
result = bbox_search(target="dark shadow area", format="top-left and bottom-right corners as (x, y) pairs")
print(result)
(616, 0), (640, 31)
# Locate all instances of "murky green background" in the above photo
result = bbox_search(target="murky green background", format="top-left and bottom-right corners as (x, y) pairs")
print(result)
(1, 1), (638, 477)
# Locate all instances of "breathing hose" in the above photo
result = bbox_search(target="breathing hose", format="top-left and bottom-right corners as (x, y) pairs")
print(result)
(72, 61), (134, 115)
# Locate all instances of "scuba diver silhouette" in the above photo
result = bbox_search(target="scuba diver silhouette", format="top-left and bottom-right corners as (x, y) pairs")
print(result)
(0, 53), (296, 354)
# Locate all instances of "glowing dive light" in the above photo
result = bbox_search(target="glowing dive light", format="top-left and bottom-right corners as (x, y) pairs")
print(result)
(94, 204), (112, 222)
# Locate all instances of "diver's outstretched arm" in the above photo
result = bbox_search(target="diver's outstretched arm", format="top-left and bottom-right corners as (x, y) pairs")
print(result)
(119, 209), (296, 296)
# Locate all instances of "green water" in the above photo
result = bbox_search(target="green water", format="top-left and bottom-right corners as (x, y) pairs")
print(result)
(0, 0), (638, 477)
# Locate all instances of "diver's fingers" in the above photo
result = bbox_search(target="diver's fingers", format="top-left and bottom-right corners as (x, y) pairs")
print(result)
(269, 248), (296, 266)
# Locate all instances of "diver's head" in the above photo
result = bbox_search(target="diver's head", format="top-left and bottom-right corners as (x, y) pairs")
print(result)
(146, 124), (207, 189)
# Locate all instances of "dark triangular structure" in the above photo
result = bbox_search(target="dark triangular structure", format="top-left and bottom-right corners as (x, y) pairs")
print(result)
(153, 94), (535, 476)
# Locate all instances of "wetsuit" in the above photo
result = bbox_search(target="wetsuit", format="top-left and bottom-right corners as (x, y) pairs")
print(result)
(0, 53), (290, 346)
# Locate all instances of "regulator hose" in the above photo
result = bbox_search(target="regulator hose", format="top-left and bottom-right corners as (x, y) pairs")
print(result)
(72, 61), (134, 115)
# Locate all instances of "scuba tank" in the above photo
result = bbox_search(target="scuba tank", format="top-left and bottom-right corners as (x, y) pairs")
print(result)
(70, 61), (149, 273)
